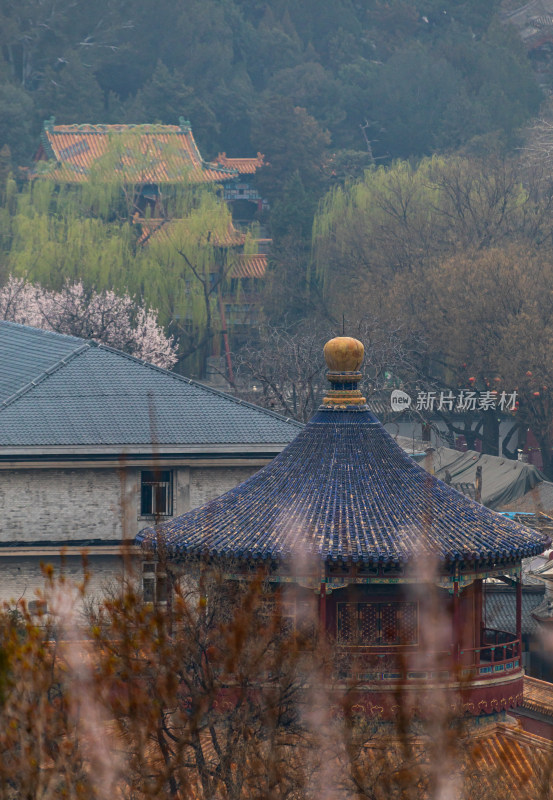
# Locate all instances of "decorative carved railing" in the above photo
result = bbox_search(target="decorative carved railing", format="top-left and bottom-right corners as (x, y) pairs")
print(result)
(337, 628), (521, 684)
(459, 628), (521, 680)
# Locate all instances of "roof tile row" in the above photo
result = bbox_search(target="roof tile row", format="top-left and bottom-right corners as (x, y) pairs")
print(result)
(36, 123), (238, 184)
(0, 322), (301, 449)
(138, 409), (550, 567)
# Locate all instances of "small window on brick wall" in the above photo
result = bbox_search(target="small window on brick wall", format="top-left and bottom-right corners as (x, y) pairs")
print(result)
(142, 562), (168, 604)
(28, 600), (48, 616)
(140, 470), (173, 517)
(337, 601), (418, 646)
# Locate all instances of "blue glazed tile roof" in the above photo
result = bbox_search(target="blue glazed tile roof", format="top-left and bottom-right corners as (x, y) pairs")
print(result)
(0, 322), (301, 448)
(137, 409), (550, 567)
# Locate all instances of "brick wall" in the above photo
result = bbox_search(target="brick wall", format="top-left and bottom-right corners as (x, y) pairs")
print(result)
(0, 554), (128, 608)
(0, 465), (260, 543)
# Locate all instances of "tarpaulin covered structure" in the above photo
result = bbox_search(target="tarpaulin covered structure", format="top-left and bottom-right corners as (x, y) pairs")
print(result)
(423, 447), (547, 510)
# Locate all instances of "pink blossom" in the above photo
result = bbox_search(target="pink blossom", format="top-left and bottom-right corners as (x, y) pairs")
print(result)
(0, 276), (178, 369)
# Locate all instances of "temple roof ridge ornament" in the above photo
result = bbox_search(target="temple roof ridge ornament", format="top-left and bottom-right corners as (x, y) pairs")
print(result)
(321, 336), (367, 411)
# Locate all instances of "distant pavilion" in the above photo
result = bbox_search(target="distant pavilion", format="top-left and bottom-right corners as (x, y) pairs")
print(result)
(31, 117), (265, 217)
(30, 117), (267, 375)
(138, 336), (550, 716)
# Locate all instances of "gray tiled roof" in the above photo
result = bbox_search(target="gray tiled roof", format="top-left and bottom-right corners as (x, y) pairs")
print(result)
(0, 323), (84, 403)
(485, 588), (545, 636)
(0, 322), (301, 449)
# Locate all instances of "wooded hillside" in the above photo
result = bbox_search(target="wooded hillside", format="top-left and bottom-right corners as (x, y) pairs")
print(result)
(0, 0), (541, 176)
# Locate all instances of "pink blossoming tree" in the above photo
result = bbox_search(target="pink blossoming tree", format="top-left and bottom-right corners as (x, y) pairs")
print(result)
(0, 276), (178, 369)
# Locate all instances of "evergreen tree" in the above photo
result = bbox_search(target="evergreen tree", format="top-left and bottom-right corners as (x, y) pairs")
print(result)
(35, 56), (105, 123)
(0, 83), (34, 165)
(251, 96), (331, 201)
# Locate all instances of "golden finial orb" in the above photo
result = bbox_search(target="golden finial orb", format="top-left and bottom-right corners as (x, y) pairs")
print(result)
(323, 336), (364, 372)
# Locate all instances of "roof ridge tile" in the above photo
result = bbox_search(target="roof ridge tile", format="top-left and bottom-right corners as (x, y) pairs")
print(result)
(93, 341), (301, 428)
(0, 342), (90, 410)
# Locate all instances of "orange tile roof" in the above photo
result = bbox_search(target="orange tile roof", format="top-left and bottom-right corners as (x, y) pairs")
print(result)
(230, 254), (267, 279)
(522, 676), (553, 717)
(360, 720), (552, 798)
(136, 219), (266, 279)
(468, 723), (553, 798)
(136, 218), (247, 248)
(215, 152), (265, 174)
(35, 120), (238, 184)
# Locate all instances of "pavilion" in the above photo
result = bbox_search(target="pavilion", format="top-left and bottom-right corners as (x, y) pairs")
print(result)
(138, 336), (550, 716)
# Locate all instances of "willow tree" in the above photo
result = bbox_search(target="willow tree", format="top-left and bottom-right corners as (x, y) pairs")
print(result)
(312, 154), (553, 461)
(0, 134), (258, 376)
(312, 154), (553, 313)
(4, 183), (137, 292)
(139, 192), (259, 376)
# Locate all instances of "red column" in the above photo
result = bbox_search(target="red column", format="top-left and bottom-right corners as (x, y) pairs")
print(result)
(474, 579), (483, 665)
(319, 582), (327, 637)
(453, 581), (460, 663)
(516, 577), (522, 655)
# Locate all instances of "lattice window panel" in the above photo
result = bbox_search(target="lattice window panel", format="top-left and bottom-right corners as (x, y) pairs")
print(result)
(337, 603), (358, 644)
(380, 603), (399, 644)
(281, 601), (296, 636)
(398, 602), (418, 645)
(337, 601), (419, 646)
(259, 597), (275, 620)
(296, 599), (316, 639)
(358, 603), (379, 644)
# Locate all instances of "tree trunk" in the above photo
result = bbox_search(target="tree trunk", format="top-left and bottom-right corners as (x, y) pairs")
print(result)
(463, 418), (482, 451)
(538, 432), (553, 480)
(481, 409), (499, 456)
(501, 421), (521, 459)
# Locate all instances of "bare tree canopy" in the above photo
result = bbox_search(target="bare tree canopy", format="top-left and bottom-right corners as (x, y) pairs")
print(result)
(233, 318), (423, 422)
